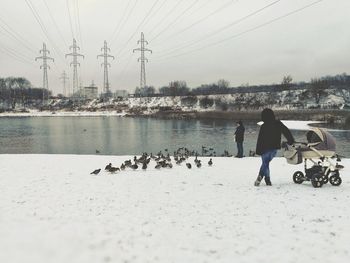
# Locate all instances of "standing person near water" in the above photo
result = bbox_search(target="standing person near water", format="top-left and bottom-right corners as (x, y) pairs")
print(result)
(234, 120), (245, 158)
(255, 109), (294, 186)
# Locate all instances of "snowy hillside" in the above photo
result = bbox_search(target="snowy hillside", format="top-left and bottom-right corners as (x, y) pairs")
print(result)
(57, 88), (349, 115)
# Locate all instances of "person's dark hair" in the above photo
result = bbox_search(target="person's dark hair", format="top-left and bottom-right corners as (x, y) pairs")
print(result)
(261, 108), (275, 123)
(237, 120), (243, 126)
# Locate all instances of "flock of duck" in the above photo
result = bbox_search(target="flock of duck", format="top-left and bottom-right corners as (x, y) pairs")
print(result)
(90, 147), (215, 175)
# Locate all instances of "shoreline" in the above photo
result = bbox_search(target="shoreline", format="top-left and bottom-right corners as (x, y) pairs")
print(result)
(1, 109), (348, 121)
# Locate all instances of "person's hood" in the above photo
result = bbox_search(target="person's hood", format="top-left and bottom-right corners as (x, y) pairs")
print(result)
(261, 108), (275, 123)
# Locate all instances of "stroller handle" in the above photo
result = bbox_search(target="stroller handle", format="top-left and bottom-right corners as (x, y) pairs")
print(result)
(281, 141), (307, 149)
(294, 141), (308, 145)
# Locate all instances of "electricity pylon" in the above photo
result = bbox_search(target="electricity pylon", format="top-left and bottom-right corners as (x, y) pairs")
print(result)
(59, 71), (69, 96)
(35, 43), (54, 101)
(133, 32), (152, 89)
(65, 39), (84, 97)
(97, 40), (114, 96)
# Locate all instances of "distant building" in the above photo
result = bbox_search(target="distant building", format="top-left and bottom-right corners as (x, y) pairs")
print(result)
(84, 82), (98, 99)
(115, 90), (129, 98)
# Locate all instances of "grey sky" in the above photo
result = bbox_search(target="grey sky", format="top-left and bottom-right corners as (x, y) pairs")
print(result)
(0, 0), (349, 95)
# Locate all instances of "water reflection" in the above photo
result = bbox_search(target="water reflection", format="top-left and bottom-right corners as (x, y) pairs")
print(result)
(0, 117), (349, 157)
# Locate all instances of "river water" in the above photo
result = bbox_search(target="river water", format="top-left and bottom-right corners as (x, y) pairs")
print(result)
(0, 117), (349, 157)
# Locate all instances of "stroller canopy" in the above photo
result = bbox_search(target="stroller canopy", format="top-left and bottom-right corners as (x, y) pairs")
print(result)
(306, 128), (336, 151)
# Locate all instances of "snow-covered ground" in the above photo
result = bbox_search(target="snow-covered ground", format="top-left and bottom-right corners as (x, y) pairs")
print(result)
(0, 154), (349, 263)
(0, 110), (126, 117)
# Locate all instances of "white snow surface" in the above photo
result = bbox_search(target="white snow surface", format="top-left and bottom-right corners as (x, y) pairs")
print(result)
(0, 154), (349, 263)
(0, 110), (126, 117)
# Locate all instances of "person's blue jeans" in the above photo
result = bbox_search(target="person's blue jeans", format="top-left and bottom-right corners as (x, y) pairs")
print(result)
(259, 149), (277, 179)
(236, 142), (243, 157)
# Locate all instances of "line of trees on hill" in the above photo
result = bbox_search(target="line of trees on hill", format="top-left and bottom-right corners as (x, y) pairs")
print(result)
(0, 77), (50, 110)
(134, 73), (350, 101)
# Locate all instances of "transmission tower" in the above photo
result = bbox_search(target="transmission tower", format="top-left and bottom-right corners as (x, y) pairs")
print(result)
(97, 40), (115, 96)
(133, 32), (152, 89)
(59, 71), (69, 96)
(65, 39), (84, 97)
(35, 43), (54, 101)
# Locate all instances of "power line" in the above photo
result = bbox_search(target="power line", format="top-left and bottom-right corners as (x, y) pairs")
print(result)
(110, 0), (139, 46)
(147, 0), (185, 36)
(141, 0), (169, 30)
(149, 0), (201, 42)
(154, 0), (239, 45)
(155, 0), (326, 61)
(25, 0), (66, 65)
(0, 42), (35, 65)
(66, 0), (75, 39)
(109, 0), (133, 43)
(73, 0), (79, 42)
(116, 0), (161, 58)
(3, 44), (33, 62)
(155, 0), (282, 57)
(42, 0), (68, 47)
(184, 0), (212, 17)
(0, 17), (37, 54)
(74, 0), (83, 50)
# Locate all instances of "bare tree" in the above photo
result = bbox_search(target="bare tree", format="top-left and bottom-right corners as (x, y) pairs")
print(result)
(217, 79), (230, 89)
(281, 75), (293, 89)
(309, 78), (329, 104)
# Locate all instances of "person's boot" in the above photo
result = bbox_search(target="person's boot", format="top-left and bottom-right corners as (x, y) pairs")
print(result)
(254, 175), (263, 186)
(265, 177), (272, 186)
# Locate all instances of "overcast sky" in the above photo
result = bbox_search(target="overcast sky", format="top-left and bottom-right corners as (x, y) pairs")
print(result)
(0, 0), (349, 94)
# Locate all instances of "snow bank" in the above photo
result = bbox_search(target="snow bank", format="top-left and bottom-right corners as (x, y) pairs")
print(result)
(0, 154), (349, 263)
(0, 110), (126, 117)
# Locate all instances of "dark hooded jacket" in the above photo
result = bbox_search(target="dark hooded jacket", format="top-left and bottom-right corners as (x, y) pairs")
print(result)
(256, 109), (294, 155)
(235, 122), (245, 142)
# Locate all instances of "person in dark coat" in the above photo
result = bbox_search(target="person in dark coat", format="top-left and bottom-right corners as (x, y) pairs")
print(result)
(234, 120), (245, 158)
(254, 108), (294, 186)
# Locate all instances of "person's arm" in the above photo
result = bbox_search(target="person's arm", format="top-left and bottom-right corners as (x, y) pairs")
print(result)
(255, 126), (264, 155)
(280, 121), (295, 144)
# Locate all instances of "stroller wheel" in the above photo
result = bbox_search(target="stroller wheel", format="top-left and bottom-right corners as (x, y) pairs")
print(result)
(329, 175), (342, 186)
(293, 171), (304, 184)
(321, 174), (329, 184)
(311, 174), (323, 188)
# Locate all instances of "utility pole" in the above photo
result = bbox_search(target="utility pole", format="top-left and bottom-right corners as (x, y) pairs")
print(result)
(133, 32), (152, 89)
(65, 39), (84, 98)
(35, 43), (54, 102)
(59, 71), (69, 96)
(97, 40), (114, 97)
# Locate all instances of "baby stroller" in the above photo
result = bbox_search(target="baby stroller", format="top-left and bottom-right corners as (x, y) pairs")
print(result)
(283, 127), (344, 188)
